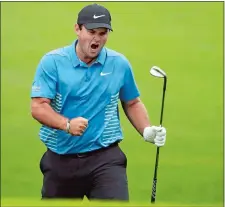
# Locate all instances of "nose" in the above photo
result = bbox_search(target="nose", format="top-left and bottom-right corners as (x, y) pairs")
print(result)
(93, 34), (101, 42)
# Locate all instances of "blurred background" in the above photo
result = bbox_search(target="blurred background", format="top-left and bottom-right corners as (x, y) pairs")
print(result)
(1, 2), (223, 206)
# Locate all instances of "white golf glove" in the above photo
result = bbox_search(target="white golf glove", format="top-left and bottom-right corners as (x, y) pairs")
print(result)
(143, 126), (166, 147)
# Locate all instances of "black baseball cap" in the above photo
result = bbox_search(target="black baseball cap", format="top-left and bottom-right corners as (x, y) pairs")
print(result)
(77, 4), (113, 31)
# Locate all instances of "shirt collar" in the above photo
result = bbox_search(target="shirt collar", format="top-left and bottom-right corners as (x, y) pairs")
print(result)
(70, 40), (107, 68)
(96, 47), (106, 65)
(70, 40), (80, 68)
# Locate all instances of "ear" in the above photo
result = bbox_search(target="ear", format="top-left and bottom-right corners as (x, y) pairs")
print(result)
(74, 24), (81, 36)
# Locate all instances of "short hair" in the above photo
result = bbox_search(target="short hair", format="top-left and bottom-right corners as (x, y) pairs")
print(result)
(78, 24), (83, 30)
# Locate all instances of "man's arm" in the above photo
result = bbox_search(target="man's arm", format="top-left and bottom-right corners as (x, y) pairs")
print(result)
(30, 54), (88, 136)
(31, 97), (68, 130)
(121, 97), (166, 146)
(121, 97), (150, 136)
(118, 56), (166, 146)
(31, 97), (88, 136)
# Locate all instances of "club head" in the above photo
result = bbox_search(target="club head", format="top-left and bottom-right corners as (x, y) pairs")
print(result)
(150, 66), (166, 78)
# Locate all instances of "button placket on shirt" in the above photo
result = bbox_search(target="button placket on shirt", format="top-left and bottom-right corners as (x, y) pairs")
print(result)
(79, 60), (90, 82)
(85, 67), (91, 82)
(85, 62), (99, 82)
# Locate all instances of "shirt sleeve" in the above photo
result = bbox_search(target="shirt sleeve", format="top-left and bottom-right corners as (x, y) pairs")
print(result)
(31, 54), (57, 99)
(119, 59), (140, 102)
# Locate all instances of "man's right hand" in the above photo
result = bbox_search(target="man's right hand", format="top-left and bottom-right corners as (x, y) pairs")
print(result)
(68, 117), (88, 136)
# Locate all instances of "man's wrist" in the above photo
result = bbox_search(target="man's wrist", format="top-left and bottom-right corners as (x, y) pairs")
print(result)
(59, 118), (70, 132)
(143, 126), (155, 142)
(65, 119), (70, 133)
(143, 126), (151, 136)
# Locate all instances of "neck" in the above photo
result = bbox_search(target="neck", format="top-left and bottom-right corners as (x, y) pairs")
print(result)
(75, 43), (96, 65)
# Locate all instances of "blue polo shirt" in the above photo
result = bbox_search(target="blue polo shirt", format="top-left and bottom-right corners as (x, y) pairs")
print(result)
(31, 40), (140, 154)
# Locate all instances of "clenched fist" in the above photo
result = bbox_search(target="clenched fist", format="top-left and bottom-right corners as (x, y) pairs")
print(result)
(66, 117), (88, 136)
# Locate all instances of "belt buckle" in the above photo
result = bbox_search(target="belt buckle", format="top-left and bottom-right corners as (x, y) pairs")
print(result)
(76, 153), (87, 158)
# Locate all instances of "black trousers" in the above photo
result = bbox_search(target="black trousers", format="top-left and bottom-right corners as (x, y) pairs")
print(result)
(40, 142), (129, 200)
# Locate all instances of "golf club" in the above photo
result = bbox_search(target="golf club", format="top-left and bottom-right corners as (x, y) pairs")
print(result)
(149, 66), (167, 203)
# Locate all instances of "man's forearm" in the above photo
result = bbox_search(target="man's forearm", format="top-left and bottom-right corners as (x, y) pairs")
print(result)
(31, 102), (68, 130)
(122, 99), (151, 135)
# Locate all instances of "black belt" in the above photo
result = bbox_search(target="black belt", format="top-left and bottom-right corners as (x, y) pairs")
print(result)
(47, 141), (119, 158)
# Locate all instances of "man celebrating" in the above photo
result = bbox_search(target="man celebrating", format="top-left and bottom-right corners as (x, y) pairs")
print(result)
(31, 3), (166, 201)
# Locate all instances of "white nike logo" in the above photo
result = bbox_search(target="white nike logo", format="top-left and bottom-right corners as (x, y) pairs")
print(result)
(100, 72), (112, 76)
(93, 14), (105, 19)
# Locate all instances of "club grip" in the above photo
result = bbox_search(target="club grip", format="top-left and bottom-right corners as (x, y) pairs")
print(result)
(151, 178), (157, 203)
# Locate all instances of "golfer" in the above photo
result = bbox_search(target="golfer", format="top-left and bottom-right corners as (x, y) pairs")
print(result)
(31, 3), (166, 201)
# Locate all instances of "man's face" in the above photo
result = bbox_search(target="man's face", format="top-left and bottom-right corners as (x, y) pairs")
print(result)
(75, 24), (109, 59)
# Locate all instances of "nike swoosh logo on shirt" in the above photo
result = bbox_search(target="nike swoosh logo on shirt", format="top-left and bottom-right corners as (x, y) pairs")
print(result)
(100, 72), (112, 76)
(93, 14), (105, 19)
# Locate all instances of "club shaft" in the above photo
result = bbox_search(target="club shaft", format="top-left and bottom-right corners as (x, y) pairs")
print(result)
(151, 147), (160, 203)
(159, 77), (167, 126)
(151, 76), (167, 203)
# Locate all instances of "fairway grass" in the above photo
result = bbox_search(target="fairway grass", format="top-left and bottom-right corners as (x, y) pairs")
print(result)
(1, 198), (223, 207)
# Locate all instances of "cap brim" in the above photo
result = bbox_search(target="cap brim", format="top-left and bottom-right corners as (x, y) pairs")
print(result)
(84, 23), (113, 31)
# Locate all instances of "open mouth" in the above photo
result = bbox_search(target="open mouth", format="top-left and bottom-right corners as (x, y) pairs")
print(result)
(91, 43), (99, 50)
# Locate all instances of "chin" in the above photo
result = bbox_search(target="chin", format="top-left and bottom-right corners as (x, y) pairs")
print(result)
(89, 52), (100, 58)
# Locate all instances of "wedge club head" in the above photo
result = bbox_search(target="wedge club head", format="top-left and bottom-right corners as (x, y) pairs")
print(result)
(150, 66), (167, 78)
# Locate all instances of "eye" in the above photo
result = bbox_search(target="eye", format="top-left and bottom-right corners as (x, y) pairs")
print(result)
(88, 30), (95, 34)
(100, 32), (107, 36)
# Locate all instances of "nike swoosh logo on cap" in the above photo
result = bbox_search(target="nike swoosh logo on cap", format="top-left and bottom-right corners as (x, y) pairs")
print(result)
(93, 14), (105, 19)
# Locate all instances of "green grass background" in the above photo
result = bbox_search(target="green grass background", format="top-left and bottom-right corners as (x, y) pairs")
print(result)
(1, 2), (223, 206)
